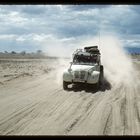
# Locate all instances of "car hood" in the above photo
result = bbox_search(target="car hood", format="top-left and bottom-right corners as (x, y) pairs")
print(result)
(70, 64), (95, 72)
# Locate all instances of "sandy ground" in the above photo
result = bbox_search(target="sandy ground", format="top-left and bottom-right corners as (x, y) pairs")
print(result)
(0, 57), (140, 135)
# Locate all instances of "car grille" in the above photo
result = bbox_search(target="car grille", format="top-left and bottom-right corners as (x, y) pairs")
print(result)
(74, 71), (86, 80)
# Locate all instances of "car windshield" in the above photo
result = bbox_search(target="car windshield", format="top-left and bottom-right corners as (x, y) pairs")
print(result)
(73, 54), (97, 65)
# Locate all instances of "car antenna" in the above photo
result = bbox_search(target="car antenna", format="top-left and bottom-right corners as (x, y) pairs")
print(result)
(98, 30), (101, 50)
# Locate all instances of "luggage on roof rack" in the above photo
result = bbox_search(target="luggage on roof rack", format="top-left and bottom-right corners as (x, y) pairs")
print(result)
(84, 46), (98, 50)
(84, 46), (100, 54)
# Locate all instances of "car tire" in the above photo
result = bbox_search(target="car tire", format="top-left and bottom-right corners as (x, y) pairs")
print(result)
(99, 65), (104, 87)
(63, 81), (69, 90)
(95, 82), (99, 90)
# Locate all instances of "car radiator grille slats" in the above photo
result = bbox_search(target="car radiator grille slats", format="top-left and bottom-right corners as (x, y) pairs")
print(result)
(74, 71), (86, 80)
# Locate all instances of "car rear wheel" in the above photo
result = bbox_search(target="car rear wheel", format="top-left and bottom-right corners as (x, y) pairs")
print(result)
(95, 82), (99, 90)
(99, 65), (104, 87)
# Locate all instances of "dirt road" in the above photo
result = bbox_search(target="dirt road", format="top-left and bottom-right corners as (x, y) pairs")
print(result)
(0, 59), (140, 135)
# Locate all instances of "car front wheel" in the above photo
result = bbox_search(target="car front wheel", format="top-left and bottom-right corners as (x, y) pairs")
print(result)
(63, 81), (69, 90)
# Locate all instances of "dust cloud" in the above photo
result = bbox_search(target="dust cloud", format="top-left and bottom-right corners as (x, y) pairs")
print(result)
(73, 35), (137, 89)
(42, 35), (138, 89)
(55, 58), (70, 85)
(99, 36), (136, 88)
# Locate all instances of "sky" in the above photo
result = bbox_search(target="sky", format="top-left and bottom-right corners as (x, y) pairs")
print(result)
(0, 5), (140, 55)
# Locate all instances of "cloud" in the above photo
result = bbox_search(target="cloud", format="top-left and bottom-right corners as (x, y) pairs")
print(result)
(66, 5), (110, 11)
(0, 5), (140, 54)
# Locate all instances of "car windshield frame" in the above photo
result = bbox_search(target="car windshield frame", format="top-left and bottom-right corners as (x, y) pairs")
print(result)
(73, 54), (98, 66)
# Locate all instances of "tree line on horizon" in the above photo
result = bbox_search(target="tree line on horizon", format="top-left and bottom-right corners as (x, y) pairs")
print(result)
(1, 50), (44, 55)
(131, 53), (140, 55)
(1, 50), (140, 56)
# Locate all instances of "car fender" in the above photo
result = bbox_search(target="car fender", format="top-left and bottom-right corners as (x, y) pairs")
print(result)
(87, 71), (100, 84)
(63, 70), (72, 82)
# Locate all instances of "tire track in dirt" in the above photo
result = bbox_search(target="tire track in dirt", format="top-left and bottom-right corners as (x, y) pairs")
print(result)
(63, 94), (99, 134)
(0, 59), (140, 135)
(0, 87), (64, 135)
(65, 92), (109, 135)
(102, 105), (113, 135)
(0, 102), (38, 135)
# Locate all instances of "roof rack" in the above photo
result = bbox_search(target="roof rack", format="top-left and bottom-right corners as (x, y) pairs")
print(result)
(72, 46), (100, 58)
(84, 46), (98, 51)
(84, 46), (100, 55)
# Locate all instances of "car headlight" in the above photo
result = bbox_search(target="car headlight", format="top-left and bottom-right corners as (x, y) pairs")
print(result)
(88, 68), (94, 74)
